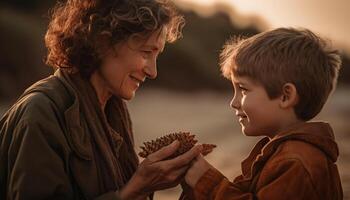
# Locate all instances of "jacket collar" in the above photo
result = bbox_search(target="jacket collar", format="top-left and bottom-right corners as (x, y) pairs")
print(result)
(241, 122), (339, 179)
(54, 69), (94, 160)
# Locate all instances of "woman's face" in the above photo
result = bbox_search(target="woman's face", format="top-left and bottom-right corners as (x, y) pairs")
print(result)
(97, 29), (166, 100)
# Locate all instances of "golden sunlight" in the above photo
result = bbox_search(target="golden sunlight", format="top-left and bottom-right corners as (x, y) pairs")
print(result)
(174, 0), (350, 55)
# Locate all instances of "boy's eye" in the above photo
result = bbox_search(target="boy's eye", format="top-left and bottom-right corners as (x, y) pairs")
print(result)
(239, 86), (248, 93)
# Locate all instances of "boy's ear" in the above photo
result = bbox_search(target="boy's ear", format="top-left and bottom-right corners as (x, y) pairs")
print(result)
(279, 83), (299, 108)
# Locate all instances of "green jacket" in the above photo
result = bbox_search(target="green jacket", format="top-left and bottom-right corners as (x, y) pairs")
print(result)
(0, 71), (138, 200)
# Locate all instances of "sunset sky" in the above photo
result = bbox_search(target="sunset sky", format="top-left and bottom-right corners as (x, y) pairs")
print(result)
(175, 0), (350, 55)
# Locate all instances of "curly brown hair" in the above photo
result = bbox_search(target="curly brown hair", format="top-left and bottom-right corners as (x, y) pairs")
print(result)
(45, 0), (184, 77)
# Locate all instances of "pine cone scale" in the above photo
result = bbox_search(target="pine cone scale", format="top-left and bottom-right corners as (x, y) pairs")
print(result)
(138, 132), (216, 158)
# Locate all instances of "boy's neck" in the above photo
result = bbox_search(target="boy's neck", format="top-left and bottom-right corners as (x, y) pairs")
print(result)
(269, 119), (305, 139)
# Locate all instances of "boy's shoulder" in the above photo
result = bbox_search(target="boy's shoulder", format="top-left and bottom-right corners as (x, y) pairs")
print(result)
(263, 133), (338, 183)
(270, 139), (329, 168)
(254, 124), (342, 198)
(271, 122), (337, 161)
(263, 122), (339, 175)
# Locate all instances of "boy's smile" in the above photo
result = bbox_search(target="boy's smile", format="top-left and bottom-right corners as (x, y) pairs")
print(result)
(236, 112), (247, 124)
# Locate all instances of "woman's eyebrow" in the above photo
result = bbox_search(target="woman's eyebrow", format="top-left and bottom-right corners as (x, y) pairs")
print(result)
(143, 45), (164, 53)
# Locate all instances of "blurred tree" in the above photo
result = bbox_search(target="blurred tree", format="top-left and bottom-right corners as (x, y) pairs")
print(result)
(0, 8), (52, 102)
(145, 10), (259, 92)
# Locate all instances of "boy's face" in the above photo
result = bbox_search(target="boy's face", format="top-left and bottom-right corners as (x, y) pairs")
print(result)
(230, 75), (284, 138)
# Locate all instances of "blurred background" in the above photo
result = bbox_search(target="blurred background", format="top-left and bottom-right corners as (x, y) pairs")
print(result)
(0, 0), (349, 199)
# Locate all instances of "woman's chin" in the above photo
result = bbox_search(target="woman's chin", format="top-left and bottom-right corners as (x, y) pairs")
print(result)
(120, 91), (136, 100)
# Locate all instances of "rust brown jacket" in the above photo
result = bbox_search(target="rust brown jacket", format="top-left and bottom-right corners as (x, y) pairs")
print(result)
(187, 122), (343, 199)
(0, 70), (139, 200)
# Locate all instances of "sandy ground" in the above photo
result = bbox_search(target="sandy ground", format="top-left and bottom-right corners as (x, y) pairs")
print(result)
(127, 86), (350, 199)
(1, 86), (349, 199)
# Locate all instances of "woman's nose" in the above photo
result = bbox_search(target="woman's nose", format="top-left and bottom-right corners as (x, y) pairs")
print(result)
(144, 58), (157, 79)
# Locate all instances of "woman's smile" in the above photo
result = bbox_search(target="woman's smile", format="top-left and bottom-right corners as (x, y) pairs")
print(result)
(129, 75), (145, 87)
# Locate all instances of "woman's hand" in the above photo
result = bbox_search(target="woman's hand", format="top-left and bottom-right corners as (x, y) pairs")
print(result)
(119, 140), (202, 199)
(185, 154), (213, 188)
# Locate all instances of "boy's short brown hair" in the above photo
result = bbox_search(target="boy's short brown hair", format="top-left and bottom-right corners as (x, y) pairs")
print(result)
(220, 28), (341, 121)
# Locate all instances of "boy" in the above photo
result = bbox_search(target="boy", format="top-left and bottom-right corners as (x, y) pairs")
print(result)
(183, 28), (343, 199)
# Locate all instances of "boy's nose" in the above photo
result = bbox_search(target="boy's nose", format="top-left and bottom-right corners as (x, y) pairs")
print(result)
(230, 97), (240, 109)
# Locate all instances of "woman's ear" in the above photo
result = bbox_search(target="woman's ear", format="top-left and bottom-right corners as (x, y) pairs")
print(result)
(279, 83), (299, 108)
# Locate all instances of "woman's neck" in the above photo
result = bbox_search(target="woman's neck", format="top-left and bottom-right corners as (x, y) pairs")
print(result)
(89, 70), (112, 110)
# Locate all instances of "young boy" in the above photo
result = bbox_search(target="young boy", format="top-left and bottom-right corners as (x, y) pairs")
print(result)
(183, 28), (343, 199)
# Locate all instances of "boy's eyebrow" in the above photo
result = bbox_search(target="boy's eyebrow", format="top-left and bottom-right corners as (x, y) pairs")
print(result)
(232, 80), (246, 86)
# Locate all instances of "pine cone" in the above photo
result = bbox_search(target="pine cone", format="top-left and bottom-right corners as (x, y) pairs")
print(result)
(201, 144), (217, 156)
(138, 132), (216, 158)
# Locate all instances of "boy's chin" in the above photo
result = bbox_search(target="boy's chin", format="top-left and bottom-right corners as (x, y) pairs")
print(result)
(241, 127), (261, 137)
(241, 127), (250, 136)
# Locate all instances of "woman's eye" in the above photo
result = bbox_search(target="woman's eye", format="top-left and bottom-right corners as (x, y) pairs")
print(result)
(142, 50), (153, 55)
(141, 50), (153, 58)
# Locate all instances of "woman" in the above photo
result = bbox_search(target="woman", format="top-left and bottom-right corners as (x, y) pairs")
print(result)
(0, 0), (202, 199)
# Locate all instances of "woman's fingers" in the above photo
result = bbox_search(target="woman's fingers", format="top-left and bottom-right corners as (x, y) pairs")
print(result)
(147, 140), (180, 162)
(164, 145), (203, 169)
(133, 145), (203, 193)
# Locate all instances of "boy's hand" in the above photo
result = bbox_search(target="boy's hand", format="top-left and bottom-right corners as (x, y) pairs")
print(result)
(185, 154), (212, 188)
